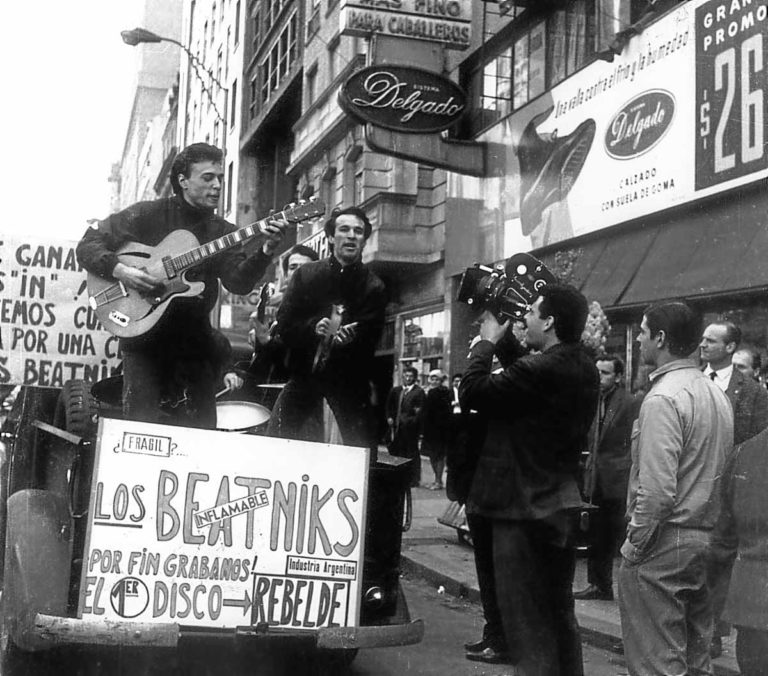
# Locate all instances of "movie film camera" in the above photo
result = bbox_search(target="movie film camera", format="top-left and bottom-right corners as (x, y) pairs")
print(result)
(457, 252), (557, 322)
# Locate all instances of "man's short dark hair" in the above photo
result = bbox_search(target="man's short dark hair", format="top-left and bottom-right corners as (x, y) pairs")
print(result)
(170, 143), (223, 196)
(537, 283), (589, 343)
(323, 206), (372, 240)
(596, 354), (625, 377)
(281, 244), (319, 275)
(710, 321), (742, 347)
(403, 366), (418, 379)
(644, 301), (700, 357)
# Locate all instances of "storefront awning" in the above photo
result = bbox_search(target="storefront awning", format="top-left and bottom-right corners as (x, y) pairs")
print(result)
(539, 189), (768, 311)
(619, 199), (768, 307)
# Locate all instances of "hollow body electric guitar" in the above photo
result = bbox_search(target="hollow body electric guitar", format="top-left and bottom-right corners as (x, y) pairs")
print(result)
(87, 199), (325, 338)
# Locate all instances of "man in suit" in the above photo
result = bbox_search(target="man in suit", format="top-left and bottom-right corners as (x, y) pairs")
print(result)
(460, 284), (599, 675)
(574, 355), (635, 601)
(701, 322), (768, 445)
(386, 366), (426, 487)
(700, 321), (768, 656)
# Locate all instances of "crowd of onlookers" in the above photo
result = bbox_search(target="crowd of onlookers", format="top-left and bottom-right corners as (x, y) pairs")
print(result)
(391, 296), (768, 676)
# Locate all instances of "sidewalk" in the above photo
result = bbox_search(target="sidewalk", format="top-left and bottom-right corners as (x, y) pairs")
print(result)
(399, 455), (739, 676)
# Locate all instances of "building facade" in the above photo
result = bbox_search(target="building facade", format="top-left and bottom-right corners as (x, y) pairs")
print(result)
(118, 0), (183, 209)
(442, 0), (768, 384)
(282, 1), (456, 400)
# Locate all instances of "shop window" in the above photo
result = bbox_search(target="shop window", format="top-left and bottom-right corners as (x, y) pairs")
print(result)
(400, 310), (447, 383)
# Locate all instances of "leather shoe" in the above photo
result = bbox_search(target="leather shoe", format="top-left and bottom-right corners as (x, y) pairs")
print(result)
(573, 584), (613, 601)
(464, 638), (489, 653)
(465, 646), (512, 664)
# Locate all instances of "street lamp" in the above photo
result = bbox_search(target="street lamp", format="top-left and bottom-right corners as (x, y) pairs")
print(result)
(120, 27), (229, 167)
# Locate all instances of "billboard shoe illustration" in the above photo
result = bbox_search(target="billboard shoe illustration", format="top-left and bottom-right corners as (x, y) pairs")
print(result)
(517, 106), (596, 236)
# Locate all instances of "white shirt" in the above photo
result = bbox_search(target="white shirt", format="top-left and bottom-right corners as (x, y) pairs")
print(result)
(704, 363), (733, 392)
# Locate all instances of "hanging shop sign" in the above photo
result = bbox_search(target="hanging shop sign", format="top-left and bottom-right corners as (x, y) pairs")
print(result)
(78, 418), (369, 630)
(447, 0), (768, 253)
(0, 236), (120, 387)
(339, 65), (467, 133)
(339, 0), (471, 50)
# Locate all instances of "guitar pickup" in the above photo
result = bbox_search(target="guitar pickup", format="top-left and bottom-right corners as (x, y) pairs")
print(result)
(108, 310), (130, 327)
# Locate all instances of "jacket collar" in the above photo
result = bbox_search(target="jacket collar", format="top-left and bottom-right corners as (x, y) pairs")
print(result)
(649, 358), (699, 383)
(328, 254), (364, 276)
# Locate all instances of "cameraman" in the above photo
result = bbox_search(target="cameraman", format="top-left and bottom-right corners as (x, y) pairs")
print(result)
(459, 283), (599, 676)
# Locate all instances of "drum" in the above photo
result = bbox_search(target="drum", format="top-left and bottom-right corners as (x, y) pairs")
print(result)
(215, 400), (271, 434)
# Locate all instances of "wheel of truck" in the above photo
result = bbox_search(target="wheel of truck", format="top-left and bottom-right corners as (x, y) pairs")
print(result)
(55, 380), (99, 438)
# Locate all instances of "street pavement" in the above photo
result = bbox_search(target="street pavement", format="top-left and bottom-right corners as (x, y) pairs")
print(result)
(401, 454), (740, 676)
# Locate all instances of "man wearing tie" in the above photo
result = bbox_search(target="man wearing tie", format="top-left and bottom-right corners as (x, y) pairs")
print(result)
(386, 366), (426, 487)
(700, 321), (768, 657)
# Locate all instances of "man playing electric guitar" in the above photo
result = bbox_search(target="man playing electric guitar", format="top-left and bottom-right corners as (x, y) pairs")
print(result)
(266, 207), (386, 456)
(76, 143), (288, 428)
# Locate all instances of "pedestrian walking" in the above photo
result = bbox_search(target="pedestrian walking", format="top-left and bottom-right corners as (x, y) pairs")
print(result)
(421, 369), (452, 490)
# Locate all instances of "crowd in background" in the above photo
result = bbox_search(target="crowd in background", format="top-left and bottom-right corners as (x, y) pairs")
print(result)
(389, 301), (768, 676)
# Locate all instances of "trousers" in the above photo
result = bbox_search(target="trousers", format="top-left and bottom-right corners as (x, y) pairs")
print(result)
(122, 350), (217, 429)
(267, 377), (376, 456)
(586, 496), (626, 593)
(618, 525), (713, 676)
(466, 513), (506, 649)
(492, 518), (583, 676)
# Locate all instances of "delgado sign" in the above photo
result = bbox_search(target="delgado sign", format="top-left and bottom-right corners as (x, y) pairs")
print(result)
(339, 65), (466, 133)
(78, 419), (369, 630)
(605, 90), (675, 159)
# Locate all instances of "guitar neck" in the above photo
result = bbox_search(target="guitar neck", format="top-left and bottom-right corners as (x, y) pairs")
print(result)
(167, 211), (285, 274)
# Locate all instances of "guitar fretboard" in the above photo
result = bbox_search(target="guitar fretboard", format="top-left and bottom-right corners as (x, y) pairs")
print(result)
(168, 213), (281, 274)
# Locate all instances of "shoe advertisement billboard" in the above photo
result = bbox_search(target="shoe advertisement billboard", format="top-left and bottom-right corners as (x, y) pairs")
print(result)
(449, 0), (768, 255)
(77, 418), (369, 630)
